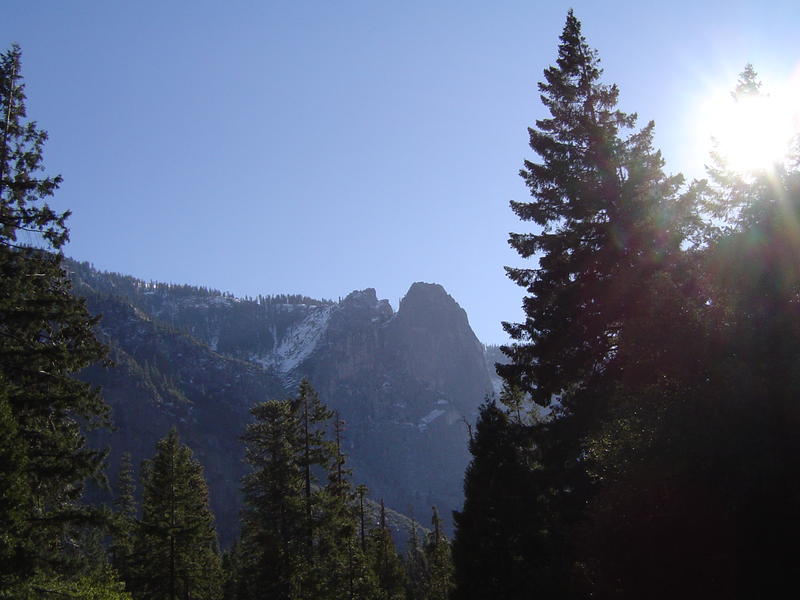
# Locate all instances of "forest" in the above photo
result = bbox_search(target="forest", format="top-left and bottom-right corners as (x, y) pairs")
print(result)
(3, 8), (800, 600)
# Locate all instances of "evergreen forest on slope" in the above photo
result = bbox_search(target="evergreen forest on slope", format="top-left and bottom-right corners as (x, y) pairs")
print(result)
(3, 9), (800, 599)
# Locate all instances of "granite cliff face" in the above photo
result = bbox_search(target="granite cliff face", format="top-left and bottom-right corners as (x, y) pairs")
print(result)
(68, 260), (493, 543)
(302, 283), (489, 525)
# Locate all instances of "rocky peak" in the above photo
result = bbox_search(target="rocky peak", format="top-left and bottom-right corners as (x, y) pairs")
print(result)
(397, 282), (470, 331)
(342, 287), (379, 305)
(386, 282), (488, 418)
(401, 281), (453, 305)
(332, 288), (394, 328)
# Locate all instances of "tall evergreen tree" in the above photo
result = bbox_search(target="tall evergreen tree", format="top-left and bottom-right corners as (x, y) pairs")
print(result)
(130, 429), (222, 600)
(220, 540), (245, 600)
(403, 518), (426, 600)
(365, 500), (406, 600)
(421, 508), (453, 600)
(239, 380), (367, 600)
(0, 43), (110, 592)
(482, 11), (702, 596)
(356, 484), (368, 552)
(110, 453), (137, 586)
(316, 411), (376, 600)
(0, 376), (33, 591)
(499, 10), (692, 406)
(452, 401), (556, 600)
(291, 379), (335, 565)
(240, 398), (305, 599)
(486, 11), (800, 596)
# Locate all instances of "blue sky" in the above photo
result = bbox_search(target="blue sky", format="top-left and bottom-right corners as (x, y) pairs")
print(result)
(3, 1), (799, 343)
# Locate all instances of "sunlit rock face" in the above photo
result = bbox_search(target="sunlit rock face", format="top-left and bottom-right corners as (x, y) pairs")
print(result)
(68, 260), (492, 543)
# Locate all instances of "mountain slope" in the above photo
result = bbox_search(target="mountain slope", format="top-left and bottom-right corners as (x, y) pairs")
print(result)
(68, 260), (492, 543)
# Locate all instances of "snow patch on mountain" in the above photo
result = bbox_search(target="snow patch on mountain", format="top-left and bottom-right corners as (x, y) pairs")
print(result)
(418, 408), (446, 431)
(251, 305), (333, 374)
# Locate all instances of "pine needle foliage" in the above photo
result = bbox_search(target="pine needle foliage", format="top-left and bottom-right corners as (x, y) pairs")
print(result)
(239, 380), (371, 600)
(130, 429), (222, 600)
(499, 10), (693, 407)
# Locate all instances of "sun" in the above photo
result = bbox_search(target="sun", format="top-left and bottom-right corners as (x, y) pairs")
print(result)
(700, 66), (800, 175)
(701, 79), (799, 174)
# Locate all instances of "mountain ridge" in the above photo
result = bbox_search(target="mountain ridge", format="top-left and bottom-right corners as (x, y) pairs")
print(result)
(67, 259), (494, 545)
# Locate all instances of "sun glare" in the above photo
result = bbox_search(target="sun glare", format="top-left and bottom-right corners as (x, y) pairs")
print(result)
(702, 79), (800, 173)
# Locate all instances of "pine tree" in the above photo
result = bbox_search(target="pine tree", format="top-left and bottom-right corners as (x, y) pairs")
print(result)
(291, 379), (334, 564)
(239, 398), (305, 600)
(403, 518), (426, 600)
(110, 453), (137, 586)
(344, 535), (379, 600)
(357, 484), (368, 552)
(316, 411), (376, 600)
(0, 44), (68, 249)
(344, 484), (379, 600)
(451, 401), (556, 600)
(422, 508), (453, 600)
(365, 500), (406, 600)
(0, 43), (110, 590)
(499, 10), (692, 406)
(487, 11), (702, 596)
(220, 540), (251, 600)
(130, 429), (222, 600)
(239, 380), (365, 600)
(0, 376), (33, 592)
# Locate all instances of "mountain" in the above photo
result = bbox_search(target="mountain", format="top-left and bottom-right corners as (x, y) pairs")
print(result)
(67, 260), (493, 546)
(483, 343), (508, 396)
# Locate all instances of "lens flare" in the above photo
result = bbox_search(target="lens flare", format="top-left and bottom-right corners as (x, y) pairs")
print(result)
(707, 91), (797, 172)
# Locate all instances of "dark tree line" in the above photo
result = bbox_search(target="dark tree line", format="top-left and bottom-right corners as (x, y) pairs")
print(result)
(452, 11), (800, 600)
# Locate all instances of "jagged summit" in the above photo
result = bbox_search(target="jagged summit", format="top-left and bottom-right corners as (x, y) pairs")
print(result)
(398, 282), (471, 329)
(402, 281), (452, 303)
(342, 287), (379, 304)
(337, 288), (394, 322)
